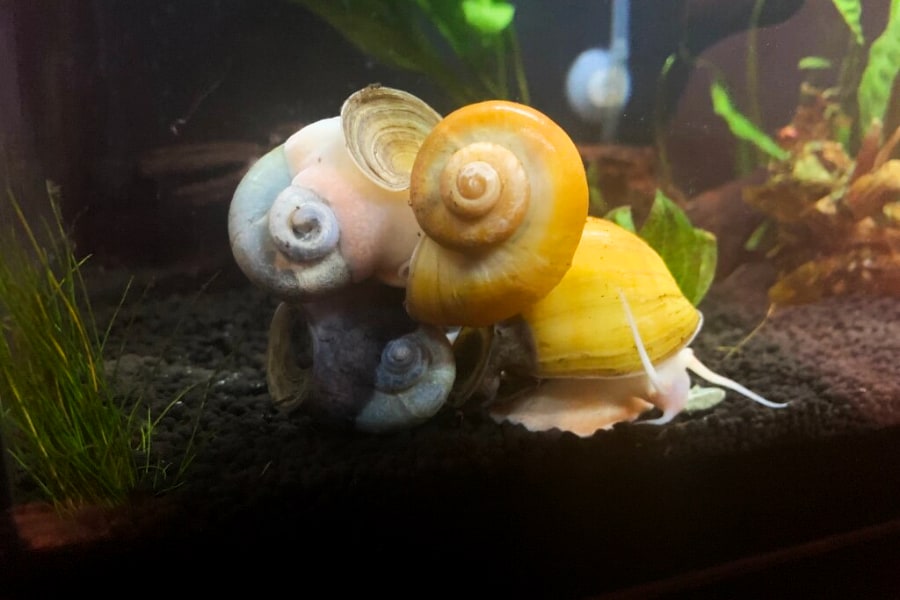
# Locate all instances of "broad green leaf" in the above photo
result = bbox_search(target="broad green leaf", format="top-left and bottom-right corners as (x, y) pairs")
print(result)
(797, 56), (832, 71)
(858, 0), (900, 133)
(604, 205), (636, 232)
(290, 0), (487, 104)
(710, 79), (791, 162)
(291, 1), (434, 73)
(461, 0), (515, 35)
(830, 0), (864, 45)
(637, 190), (718, 306)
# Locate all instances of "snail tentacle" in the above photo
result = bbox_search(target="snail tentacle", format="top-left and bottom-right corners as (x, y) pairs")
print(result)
(616, 288), (787, 426)
(617, 289), (691, 425)
(684, 352), (789, 409)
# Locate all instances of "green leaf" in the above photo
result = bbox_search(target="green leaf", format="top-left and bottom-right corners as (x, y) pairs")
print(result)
(793, 152), (835, 184)
(604, 205), (636, 232)
(685, 385), (727, 412)
(858, 0), (900, 133)
(290, 0), (479, 104)
(797, 56), (833, 71)
(637, 190), (718, 306)
(744, 220), (772, 252)
(461, 0), (515, 35)
(830, 0), (864, 45)
(710, 79), (791, 162)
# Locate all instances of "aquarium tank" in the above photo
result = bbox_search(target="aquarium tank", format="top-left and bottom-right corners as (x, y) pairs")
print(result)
(1, 1), (899, 597)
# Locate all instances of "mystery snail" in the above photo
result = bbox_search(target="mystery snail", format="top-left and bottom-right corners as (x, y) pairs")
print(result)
(452, 216), (787, 437)
(266, 281), (455, 433)
(404, 100), (590, 327)
(228, 86), (440, 302)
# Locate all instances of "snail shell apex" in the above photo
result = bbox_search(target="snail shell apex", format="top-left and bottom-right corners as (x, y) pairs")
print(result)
(517, 216), (701, 377)
(405, 100), (590, 326)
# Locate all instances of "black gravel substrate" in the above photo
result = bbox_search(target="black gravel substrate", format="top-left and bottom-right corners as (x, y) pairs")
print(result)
(2, 262), (900, 598)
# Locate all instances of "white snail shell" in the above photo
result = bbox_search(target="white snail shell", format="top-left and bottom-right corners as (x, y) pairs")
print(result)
(341, 84), (442, 191)
(228, 110), (425, 301)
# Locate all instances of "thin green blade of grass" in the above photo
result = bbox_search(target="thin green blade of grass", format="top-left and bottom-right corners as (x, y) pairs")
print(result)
(857, 0), (900, 134)
(710, 79), (790, 163)
(0, 183), (136, 509)
(830, 0), (864, 46)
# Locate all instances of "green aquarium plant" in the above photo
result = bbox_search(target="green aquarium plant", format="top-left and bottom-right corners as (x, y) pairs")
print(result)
(289, 0), (529, 106)
(606, 189), (717, 307)
(736, 0), (900, 304)
(0, 181), (196, 512)
(655, 0), (896, 180)
(652, 0), (899, 305)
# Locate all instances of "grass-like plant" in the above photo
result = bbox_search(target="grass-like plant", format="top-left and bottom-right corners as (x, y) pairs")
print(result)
(0, 180), (196, 512)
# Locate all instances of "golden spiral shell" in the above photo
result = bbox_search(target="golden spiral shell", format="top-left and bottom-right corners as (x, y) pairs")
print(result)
(405, 100), (589, 326)
(519, 216), (702, 377)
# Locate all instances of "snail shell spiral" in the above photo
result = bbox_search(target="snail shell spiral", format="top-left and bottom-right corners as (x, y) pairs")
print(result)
(341, 85), (442, 191)
(405, 100), (589, 326)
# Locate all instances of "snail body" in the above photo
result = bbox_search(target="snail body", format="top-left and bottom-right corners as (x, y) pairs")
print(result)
(454, 217), (786, 436)
(405, 100), (590, 326)
(266, 281), (455, 433)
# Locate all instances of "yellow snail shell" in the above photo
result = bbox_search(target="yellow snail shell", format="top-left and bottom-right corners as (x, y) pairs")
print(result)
(519, 216), (701, 377)
(341, 84), (442, 191)
(453, 217), (787, 436)
(404, 100), (589, 327)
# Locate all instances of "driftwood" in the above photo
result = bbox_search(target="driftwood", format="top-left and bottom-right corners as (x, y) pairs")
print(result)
(138, 141), (265, 206)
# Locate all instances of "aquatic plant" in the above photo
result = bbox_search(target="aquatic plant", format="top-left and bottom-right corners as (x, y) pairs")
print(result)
(732, 1), (900, 304)
(743, 85), (900, 304)
(0, 181), (197, 511)
(706, 0), (899, 158)
(289, 0), (529, 106)
(606, 190), (717, 307)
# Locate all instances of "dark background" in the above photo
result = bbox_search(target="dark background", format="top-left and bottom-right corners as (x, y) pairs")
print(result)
(0, 0), (890, 270)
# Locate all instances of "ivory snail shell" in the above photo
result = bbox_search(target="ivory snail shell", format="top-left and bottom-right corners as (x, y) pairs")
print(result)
(404, 100), (590, 327)
(453, 217), (787, 437)
(341, 84), (442, 191)
(266, 281), (456, 433)
(228, 86), (439, 301)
